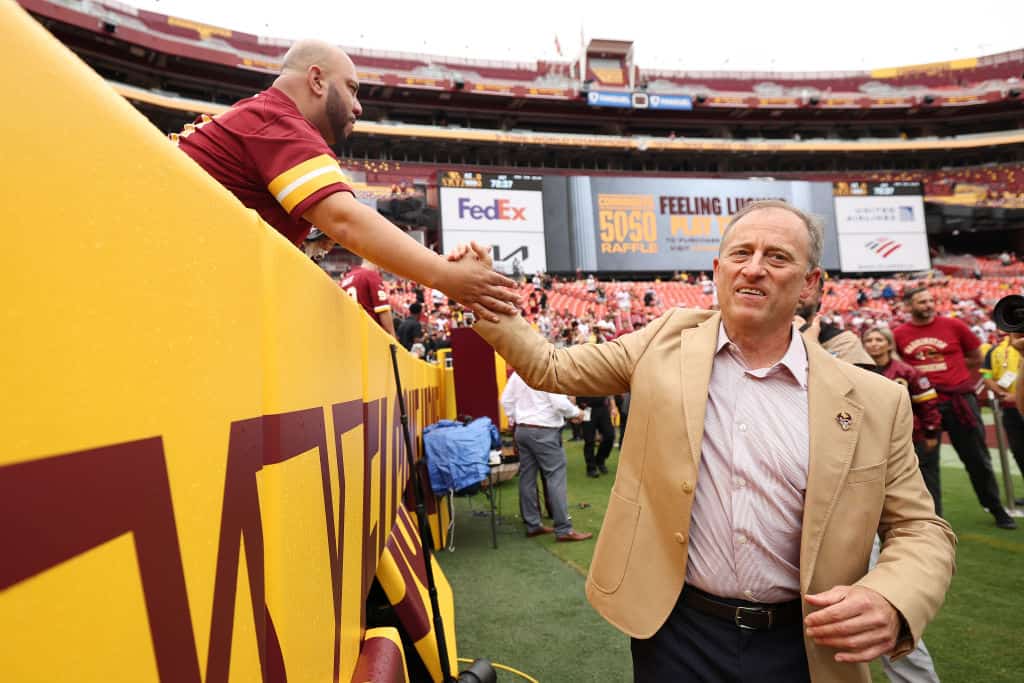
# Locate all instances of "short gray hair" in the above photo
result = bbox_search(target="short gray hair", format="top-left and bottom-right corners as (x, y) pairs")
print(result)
(721, 199), (824, 271)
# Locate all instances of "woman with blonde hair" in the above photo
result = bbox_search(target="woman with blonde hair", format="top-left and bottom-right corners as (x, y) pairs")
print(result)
(862, 325), (944, 683)
(862, 326), (943, 511)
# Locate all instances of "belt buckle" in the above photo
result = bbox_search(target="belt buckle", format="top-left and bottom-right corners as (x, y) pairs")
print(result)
(734, 606), (772, 630)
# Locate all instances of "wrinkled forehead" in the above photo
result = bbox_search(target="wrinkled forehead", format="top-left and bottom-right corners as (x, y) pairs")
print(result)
(722, 207), (809, 251)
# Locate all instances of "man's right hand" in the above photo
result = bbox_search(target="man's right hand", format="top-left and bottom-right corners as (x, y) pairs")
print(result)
(304, 196), (518, 322)
(440, 242), (518, 322)
(447, 241), (493, 267)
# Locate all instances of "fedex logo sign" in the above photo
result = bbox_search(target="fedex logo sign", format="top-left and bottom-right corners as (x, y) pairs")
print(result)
(457, 197), (527, 221)
(441, 187), (544, 232)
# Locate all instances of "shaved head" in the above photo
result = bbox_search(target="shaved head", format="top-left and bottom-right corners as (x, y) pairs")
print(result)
(274, 39), (362, 145)
(281, 38), (347, 75)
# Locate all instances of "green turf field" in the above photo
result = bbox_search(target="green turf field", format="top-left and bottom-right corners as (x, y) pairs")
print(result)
(437, 436), (1024, 682)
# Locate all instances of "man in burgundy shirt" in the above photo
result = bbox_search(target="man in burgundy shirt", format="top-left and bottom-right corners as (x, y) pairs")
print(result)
(893, 287), (1015, 529)
(175, 38), (516, 322)
(341, 259), (395, 337)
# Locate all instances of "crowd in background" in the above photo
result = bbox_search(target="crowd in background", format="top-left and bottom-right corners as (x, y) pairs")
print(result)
(367, 257), (1024, 361)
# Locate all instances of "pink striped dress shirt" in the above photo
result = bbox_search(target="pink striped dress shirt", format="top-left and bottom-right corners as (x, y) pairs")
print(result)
(685, 323), (809, 603)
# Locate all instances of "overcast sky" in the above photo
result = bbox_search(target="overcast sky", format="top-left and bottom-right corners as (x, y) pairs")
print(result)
(125, 0), (1022, 72)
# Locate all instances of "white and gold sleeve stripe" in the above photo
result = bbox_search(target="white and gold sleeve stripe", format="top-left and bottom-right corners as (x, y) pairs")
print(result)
(374, 304), (392, 313)
(911, 388), (938, 403)
(267, 154), (348, 213)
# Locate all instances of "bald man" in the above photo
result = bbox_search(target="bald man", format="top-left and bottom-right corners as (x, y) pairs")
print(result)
(174, 39), (516, 322)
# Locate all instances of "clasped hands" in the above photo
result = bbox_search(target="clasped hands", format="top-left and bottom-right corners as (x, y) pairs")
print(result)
(440, 241), (518, 323)
(804, 584), (903, 663)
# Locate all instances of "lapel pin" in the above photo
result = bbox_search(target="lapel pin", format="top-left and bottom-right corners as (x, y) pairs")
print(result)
(836, 411), (852, 431)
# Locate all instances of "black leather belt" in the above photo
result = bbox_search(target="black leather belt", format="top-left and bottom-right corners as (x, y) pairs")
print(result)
(682, 585), (802, 631)
(516, 423), (559, 430)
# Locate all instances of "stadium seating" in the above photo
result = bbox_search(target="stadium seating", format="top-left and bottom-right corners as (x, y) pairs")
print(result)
(386, 273), (1024, 333)
(20, 0), (1024, 107)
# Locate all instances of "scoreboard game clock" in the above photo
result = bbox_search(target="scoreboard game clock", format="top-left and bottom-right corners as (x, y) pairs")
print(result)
(440, 170), (542, 191)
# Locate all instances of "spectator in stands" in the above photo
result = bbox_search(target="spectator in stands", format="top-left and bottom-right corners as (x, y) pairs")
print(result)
(501, 372), (591, 542)
(576, 316), (592, 344)
(430, 287), (446, 310)
(397, 302), (424, 350)
(457, 199), (955, 682)
(615, 287), (632, 315)
(340, 258), (395, 337)
(699, 273), (714, 296)
(174, 39), (517, 323)
(893, 287), (1016, 529)
(982, 334), (1024, 505)
(595, 313), (618, 341)
(536, 311), (552, 338)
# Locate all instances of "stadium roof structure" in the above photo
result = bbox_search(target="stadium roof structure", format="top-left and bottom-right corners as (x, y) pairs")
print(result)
(19, 0), (1024, 174)
(23, 0), (1024, 104)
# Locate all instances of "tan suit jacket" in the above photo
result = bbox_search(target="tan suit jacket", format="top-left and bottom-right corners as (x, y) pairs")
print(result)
(476, 308), (956, 683)
(821, 329), (876, 367)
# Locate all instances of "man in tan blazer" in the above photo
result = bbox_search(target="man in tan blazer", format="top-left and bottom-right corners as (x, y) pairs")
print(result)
(455, 200), (956, 682)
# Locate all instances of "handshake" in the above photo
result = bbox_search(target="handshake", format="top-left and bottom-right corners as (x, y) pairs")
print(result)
(439, 241), (519, 323)
(447, 240), (495, 268)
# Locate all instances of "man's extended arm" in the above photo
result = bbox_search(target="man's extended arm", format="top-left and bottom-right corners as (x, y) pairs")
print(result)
(549, 393), (583, 422)
(449, 242), (673, 397)
(474, 311), (653, 398)
(305, 193), (518, 322)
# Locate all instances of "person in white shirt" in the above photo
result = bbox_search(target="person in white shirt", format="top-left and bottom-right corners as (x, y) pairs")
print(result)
(431, 288), (445, 308)
(537, 313), (553, 339)
(576, 319), (591, 343)
(501, 372), (592, 542)
(616, 288), (632, 312)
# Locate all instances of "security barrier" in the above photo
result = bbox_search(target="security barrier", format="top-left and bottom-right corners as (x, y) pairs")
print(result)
(0, 2), (454, 680)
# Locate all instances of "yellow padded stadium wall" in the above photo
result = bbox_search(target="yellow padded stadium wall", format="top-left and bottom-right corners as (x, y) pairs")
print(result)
(0, 2), (453, 681)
